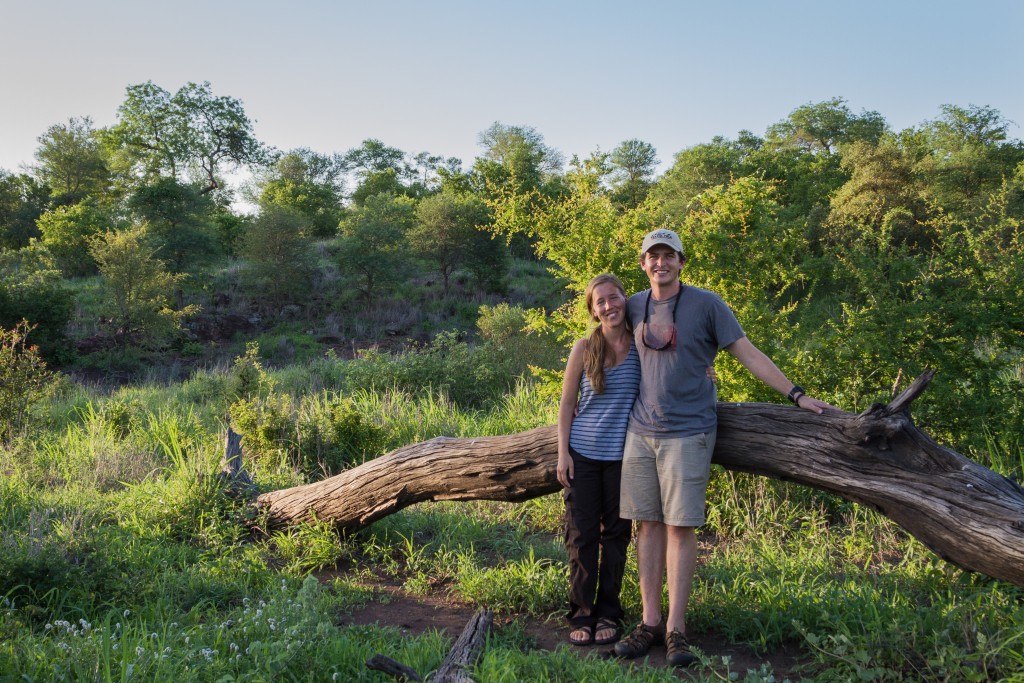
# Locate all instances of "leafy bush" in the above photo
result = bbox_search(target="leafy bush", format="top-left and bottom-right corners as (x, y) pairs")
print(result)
(0, 321), (55, 443)
(476, 301), (564, 372)
(0, 245), (75, 364)
(344, 331), (522, 407)
(294, 392), (385, 474)
(35, 201), (112, 277)
(89, 225), (198, 351)
(238, 204), (317, 307)
(229, 390), (384, 478)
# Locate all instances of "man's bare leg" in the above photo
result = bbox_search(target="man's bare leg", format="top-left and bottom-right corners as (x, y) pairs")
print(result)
(637, 520), (666, 627)
(614, 519), (669, 659)
(665, 524), (697, 634)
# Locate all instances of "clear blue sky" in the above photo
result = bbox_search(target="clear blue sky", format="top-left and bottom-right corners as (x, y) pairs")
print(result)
(2, 0), (1022, 179)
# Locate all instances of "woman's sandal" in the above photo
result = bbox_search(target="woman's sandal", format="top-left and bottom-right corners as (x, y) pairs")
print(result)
(593, 617), (620, 645)
(569, 624), (594, 646)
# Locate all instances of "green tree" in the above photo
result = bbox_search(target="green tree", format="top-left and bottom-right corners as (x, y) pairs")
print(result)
(825, 138), (935, 252)
(257, 149), (347, 237)
(609, 139), (658, 209)
(211, 209), (248, 257)
(474, 123), (565, 259)
(766, 97), (887, 154)
(260, 175), (341, 237)
(0, 244), (75, 363)
(344, 139), (420, 205)
(0, 171), (49, 250)
(105, 80), (270, 194)
(344, 138), (406, 176)
(336, 193), (416, 299)
(32, 116), (109, 206)
(477, 122), (563, 179)
(916, 104), (1024, 216)
(651, 133), (759, 219)
(474, 122), (564, 198)
(489, 151), (655, 305)
(36, 201), (114, 276)
(410, 192), (503, 293)
(89, 225), (197, 350)
(408, 151), (462, 194)
(812, 183), (1024, 451)
(349, 168), (409, 206)
(238, 205), (317, 308)
(127, 177), (220, 272)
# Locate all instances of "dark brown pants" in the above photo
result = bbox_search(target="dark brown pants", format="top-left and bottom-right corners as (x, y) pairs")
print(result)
(563, 449), (632, 627)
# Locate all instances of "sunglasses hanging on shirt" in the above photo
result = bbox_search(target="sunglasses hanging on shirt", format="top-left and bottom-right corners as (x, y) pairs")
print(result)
(641, 289), (681, 350)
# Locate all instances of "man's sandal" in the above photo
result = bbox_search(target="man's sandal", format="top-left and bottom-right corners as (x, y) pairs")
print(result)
(593, 617), (620, 645)
(613, 621), (665, 659)
(666, 628), (696, 667)
(569, 624), (594, 646)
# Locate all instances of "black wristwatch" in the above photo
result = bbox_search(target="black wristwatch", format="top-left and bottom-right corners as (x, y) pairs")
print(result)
(787, 385), (805, 404)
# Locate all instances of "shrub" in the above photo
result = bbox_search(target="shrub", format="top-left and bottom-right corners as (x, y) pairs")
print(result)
(229, 390), (384, 478)
(0, 322), (55, 443)
(0, 245), (75, 364)
(476, 302), (563, 372)
(89, 225), (198, 351)
(35, 201), (112, 277)
(238, 204), (317, 307)
(294, 393), (385, 474)
(344, 331), (520, 407)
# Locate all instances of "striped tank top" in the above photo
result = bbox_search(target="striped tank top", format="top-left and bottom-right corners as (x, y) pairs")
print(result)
(568, 342), (641, 461)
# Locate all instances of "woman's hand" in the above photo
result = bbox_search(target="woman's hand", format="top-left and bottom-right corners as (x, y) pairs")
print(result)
(557, 451), (574, 488)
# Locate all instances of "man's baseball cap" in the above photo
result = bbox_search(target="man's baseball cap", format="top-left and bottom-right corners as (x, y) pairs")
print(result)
(640, 229), (684, 257)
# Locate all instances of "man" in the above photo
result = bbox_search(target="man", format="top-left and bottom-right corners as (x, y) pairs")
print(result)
(613, 228), (831, 667)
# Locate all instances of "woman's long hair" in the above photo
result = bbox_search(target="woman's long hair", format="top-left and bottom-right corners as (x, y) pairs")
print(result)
(582, 273), (628, 395)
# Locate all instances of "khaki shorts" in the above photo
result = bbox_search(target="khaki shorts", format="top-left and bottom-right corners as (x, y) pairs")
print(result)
(619, 430), (716, 527)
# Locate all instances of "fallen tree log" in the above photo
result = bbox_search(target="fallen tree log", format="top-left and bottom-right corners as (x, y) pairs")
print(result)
(254, 370), (1024, 587)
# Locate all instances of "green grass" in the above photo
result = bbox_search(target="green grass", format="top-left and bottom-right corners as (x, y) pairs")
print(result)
(2, 342), (1023, 682)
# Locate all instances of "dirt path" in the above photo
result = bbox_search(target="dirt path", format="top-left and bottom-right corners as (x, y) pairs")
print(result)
(331, 578), (804, 680)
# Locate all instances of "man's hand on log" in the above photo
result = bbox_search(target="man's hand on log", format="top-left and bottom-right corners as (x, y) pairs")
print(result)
(796, 394), (834, 415)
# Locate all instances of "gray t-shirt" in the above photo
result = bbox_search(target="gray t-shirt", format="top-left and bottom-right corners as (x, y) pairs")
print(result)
(627, 285), (745, 437)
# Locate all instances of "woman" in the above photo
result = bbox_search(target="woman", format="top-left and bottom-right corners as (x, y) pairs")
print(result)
(557, 273), (639, 646)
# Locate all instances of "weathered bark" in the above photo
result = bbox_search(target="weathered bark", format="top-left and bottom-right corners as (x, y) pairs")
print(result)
(364, 609), (493, 683)
(432, 608), (493, 682)
(366, 654), (424, 682)
(254, 371), (1024, 587)
(217, 426), (255, 496)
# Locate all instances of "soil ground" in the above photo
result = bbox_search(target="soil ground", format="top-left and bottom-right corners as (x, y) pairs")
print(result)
(331, 577), (805, 681)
